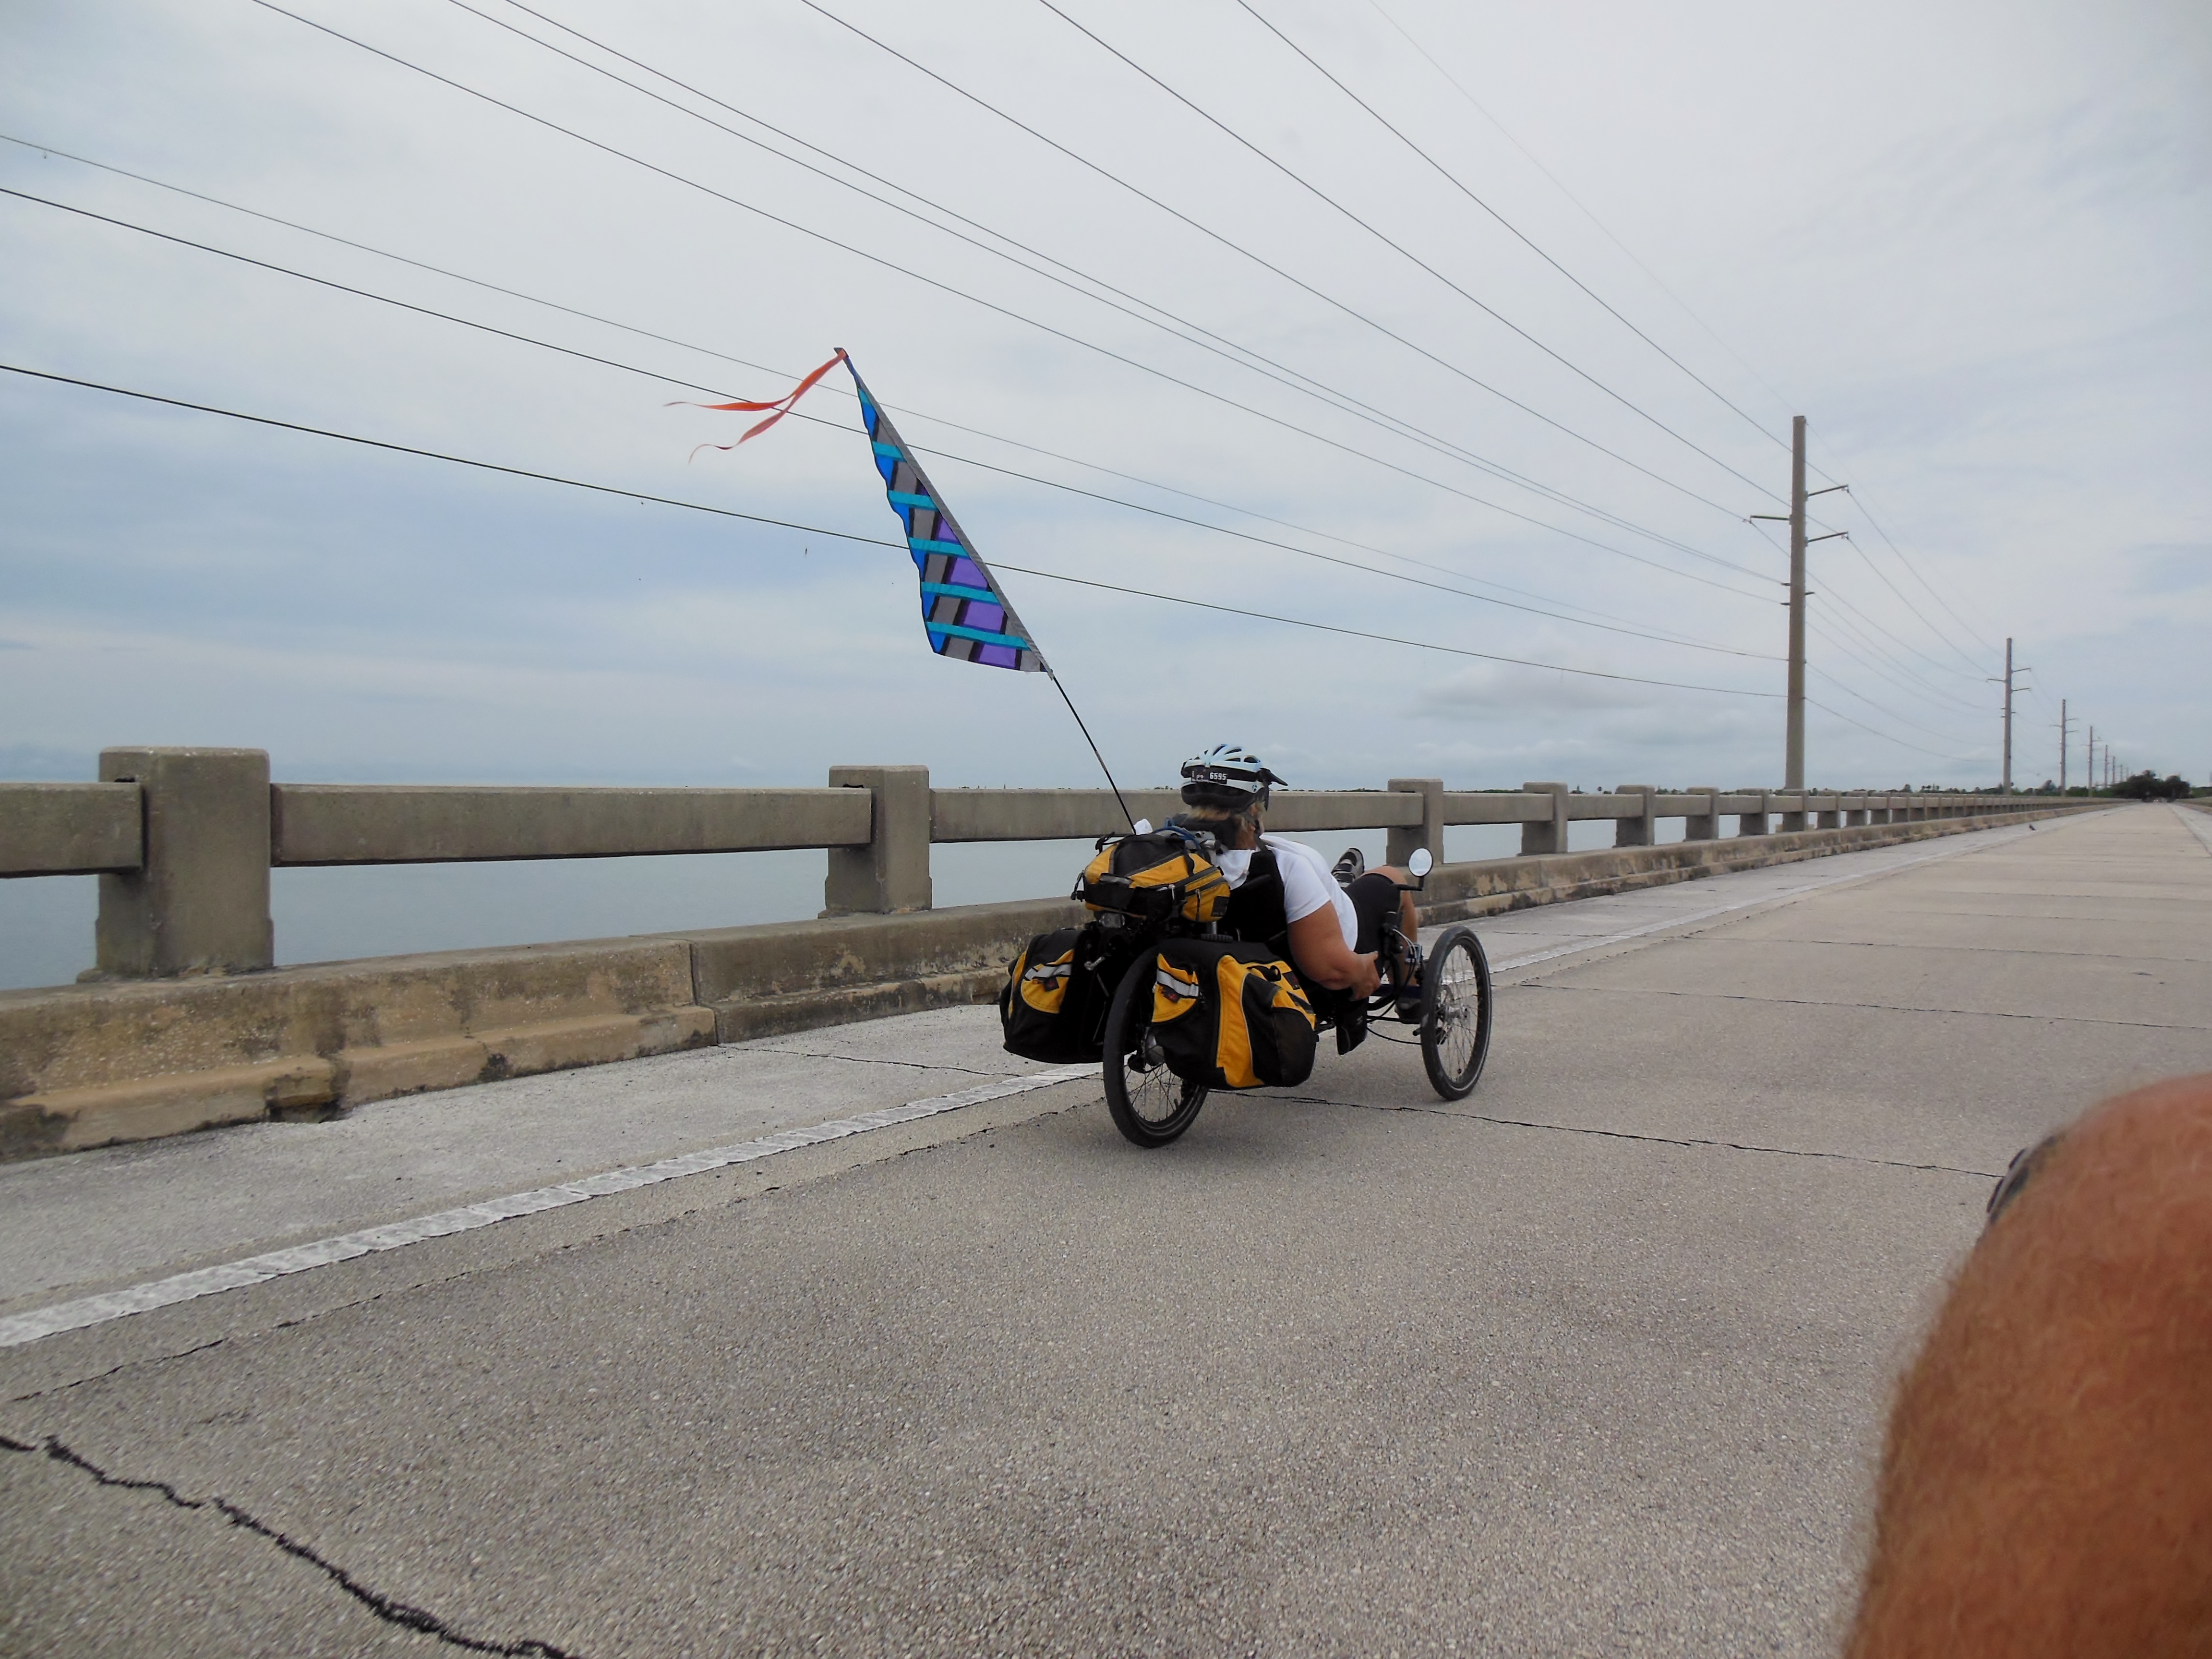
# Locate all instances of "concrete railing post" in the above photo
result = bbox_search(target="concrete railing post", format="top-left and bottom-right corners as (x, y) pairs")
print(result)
(1779, 792), (1807, 833)
(823, 765), (932, 916)
(1737, 788), (1770, 837)
(1613, 784), (1656, 848)
(1385, 777), (1444, 870)
(1520, 781), (1570, 856)
(1817, 794), (1842, 830)
(94, 746), (273, 978)
(1683, 787), (1720, 841)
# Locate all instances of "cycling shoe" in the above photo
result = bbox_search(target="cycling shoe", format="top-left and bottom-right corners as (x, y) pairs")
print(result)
(1331, 846), (1367, 884)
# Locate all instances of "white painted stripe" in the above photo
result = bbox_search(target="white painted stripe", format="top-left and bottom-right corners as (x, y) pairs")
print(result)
(0, 1065), (1094, 1349)
(1485, 821), (2043, 973)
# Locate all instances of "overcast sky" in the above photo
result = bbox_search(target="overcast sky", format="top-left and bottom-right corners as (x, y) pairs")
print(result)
(3, 0), (2207, 799)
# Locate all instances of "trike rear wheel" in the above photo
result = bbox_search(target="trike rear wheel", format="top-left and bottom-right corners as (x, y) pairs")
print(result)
(1419, 925), (1493, 1101)
(1101, 952), (1210, 1147)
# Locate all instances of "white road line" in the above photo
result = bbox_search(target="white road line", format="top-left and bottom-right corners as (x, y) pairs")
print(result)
(1485, 821), (2044, 973)
(0, 1066), (1094, 1350)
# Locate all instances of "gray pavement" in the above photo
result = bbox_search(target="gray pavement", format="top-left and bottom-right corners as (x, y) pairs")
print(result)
(3, 804), (2205, 1657)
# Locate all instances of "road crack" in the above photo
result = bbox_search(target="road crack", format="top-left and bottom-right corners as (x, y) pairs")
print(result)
(0, 1431), (584, 1656)
(1269, 1094), (2002, 1178)
(736, 1046), (1014, 1080)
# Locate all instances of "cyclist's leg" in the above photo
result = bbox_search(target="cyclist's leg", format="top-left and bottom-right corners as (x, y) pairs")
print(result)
(1343, 872), (1402, 953)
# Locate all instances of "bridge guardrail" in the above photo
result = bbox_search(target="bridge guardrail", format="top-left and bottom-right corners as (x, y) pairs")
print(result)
(0, 746), (2052, 982)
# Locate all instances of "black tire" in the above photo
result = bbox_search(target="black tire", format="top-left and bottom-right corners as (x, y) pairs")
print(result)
(1419, 925), (1493, 1101)
(1101, 951), (1210, 1147)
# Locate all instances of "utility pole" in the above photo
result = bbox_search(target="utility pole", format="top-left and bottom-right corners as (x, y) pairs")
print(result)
(2003, 639), (2015, 792)
(1785, 419), (1808, 793)
(1752, 417), (1847, 791)
(2056, 698), (2069, 791)
(1988, 638), (2028, 793)
(2087, 724), (2096, 792)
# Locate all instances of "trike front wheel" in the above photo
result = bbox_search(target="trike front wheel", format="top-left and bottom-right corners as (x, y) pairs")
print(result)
(1419, 925), (1493, 1101)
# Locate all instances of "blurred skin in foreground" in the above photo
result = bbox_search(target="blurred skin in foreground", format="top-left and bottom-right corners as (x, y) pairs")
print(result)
(1845, 1072), (2212, 1658)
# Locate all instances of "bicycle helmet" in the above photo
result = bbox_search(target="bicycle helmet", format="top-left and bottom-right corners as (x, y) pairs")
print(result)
(1178, 743), (1287, 809)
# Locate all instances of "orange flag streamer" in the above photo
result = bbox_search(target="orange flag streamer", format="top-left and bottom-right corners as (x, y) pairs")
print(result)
(674, 349), (847, 455)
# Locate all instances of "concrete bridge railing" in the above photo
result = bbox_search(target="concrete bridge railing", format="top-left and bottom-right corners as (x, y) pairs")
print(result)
(0, 748), (2084, 1159)
(2, 747), (2044, 982)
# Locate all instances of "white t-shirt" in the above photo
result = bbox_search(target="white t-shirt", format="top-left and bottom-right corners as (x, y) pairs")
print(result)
(1215, 834), (1359, 951)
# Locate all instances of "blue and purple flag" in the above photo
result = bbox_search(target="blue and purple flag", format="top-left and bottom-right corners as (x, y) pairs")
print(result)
(842, 351), (1045, 673)
(686, 349), (1045, 673)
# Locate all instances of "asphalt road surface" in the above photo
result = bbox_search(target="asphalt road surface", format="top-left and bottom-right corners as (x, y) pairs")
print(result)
(3, 804), (2205, 1658)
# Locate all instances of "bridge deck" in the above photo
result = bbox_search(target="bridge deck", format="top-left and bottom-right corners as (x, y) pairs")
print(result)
(2, 805), (2206, 1655)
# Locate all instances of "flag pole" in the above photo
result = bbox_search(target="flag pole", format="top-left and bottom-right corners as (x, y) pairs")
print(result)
(729, 348), (1141, 836)
(1047, 669), (1136, 831)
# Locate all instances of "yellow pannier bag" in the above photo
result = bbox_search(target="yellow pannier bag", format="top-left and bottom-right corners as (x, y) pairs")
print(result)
(1148, 938), (1318, 1090)
(1076, 829), (1231, 926)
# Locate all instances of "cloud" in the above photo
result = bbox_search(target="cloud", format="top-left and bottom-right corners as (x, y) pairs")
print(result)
(2127, 543), (2212, 597)
(0, 0), (2203, 806)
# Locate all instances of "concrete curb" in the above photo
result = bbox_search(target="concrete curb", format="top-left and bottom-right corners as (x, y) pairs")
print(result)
(0, 805), (2096, 1159)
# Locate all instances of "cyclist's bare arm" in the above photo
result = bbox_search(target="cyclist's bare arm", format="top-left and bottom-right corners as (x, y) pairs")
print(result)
(1287, 908), (1380, 996)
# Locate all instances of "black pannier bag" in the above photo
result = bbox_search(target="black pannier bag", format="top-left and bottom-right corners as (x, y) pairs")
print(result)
(1147, 938), (1318, 1090)
(999, 924), (1115, 1062)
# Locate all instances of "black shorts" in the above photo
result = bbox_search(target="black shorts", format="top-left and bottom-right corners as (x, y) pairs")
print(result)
(1343, 872), (1401, 954)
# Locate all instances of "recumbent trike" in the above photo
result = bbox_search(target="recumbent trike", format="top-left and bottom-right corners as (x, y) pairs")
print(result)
(998, 823), (1495, 1148)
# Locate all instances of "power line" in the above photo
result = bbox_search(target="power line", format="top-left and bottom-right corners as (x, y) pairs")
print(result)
(1031, 0), (1784, 504)
(1815, 481), (1997, 678)
(1806, 664), (1985, 746)
(0, 136), (1778, 635)
(0, 176), (1781, 625)
(1809, 612), (1985, 719)
(788, 0), (1765, 523)
(1746, 515), (1987, 703)
(445, 0), (1752, 571)
(1228, 0), (1787, 453)
(0, 132), (1764, 604)
(0, 184), (1773, 660)
(1804, 697), (1989, 764)
(1811, 593), (1988, 712)
(1812, 442), (2001, 662)
(1339, 3), (2008, 677)
(1364, 0), (1806, 449)
(0, 361), (1785, 699)
(242, 1), (1779, 586)
(921, 441), (1782, 658)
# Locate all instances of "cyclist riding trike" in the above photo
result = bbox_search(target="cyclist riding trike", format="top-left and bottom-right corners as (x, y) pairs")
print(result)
(997, 745), (1494, 1148)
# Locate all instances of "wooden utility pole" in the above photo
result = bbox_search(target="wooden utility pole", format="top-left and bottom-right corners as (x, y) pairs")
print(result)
(2056, 698), (2069, 791)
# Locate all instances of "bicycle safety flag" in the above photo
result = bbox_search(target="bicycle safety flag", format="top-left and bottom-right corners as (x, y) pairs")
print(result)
(685, 349), (1046, 673)
(843, 350), (1046, 672)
